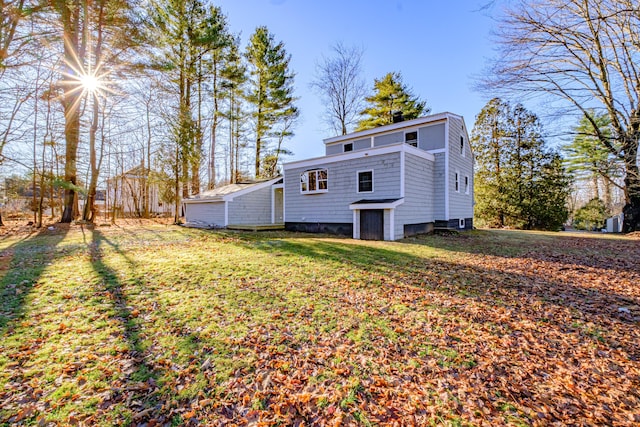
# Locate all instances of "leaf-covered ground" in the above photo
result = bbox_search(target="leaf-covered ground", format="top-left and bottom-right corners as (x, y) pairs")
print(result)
(0, 224), (638, 426)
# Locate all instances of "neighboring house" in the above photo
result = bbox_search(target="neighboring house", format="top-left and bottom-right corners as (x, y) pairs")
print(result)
(183, 112), (474, 240)
(183, 177), (284, 228)
(107, 166), (174, 217)
(283, 112), (474, 240)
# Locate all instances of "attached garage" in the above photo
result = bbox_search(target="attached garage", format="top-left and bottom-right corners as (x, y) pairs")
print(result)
(183, 177), (283, 228)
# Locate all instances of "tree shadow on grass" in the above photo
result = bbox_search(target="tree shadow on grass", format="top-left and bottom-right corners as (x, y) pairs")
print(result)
(88, 228), (168, 424)
(241, 236), (639, 357)
(0, 227), (70, 333)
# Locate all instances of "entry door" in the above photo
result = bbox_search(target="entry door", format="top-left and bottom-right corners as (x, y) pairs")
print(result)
(360, 209), (384, 240)
(273, 188), (284, 223)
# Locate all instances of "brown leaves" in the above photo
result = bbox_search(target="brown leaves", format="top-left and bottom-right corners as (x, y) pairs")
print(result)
(2, 226), (640, 426)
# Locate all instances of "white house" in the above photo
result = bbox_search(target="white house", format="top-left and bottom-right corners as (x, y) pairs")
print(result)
(183, 112), (474, 240)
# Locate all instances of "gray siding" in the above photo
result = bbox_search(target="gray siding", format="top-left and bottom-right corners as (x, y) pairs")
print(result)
(433, 152), (446, 219)
(228, 185), (273, 225)
(447, 116), (474, 220)
(374, 131), (403, 147)
(419, 123), (445, 151)
(326, 144), (342, 155)
(284, 152), (402, 224)
(325, 138), (373, 155)
(354, 138), (372, 150)
(394, 152), (435, 238)
(185, 201), (226, 226)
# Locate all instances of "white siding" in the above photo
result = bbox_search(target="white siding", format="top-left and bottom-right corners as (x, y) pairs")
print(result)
(185, 201), (226, 226)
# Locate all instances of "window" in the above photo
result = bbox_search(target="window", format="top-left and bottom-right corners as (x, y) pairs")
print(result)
(358, 170), (373, 193)
(300, 169), (328, 194)
(460, 136), (465, 156)
(459, 218), (465, 229)
(405, 131), (418, 147)
(344, 143), (353, 152)
(455, 172), (460, 192)
(464, 176), (469, 194)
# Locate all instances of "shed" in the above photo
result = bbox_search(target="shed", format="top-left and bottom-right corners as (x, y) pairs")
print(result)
(606, 212), (624, 233)
(183, 177), (283, 228)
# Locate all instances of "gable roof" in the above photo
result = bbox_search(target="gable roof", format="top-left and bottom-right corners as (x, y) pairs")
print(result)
(183, 177), (283, 204)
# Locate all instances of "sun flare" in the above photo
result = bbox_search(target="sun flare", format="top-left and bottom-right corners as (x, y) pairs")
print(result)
(80, 73), (100, 93)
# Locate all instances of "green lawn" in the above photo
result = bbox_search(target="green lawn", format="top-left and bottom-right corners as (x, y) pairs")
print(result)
(0, 224), (638, 426)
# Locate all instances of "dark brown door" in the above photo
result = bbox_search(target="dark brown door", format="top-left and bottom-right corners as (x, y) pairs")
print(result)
(360, 209), (384, 240)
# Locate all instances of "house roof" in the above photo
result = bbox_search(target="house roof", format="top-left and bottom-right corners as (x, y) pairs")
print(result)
(183, 177), (283, 203)
(351, 198), (402, 205)
(349, 198), (405, 210)
(323, 112), (461, 145)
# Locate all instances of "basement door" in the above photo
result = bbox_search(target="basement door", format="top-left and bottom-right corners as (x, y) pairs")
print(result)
(360, 209), (384, 240)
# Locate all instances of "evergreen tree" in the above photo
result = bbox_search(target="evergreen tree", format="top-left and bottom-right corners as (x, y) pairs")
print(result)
(150, 0), (230, 218)
(357, 71), (428, 131)
(573, 198), (608, 231)
(563, 113), (623, 210)
(220, 37), (247, 183)
(470, 98), (512, 227)
(471, 98), (571, 230)
(245, 26), (298, 178)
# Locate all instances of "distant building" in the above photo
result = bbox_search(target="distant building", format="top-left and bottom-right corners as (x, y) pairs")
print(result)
(107, 166), (174, 217)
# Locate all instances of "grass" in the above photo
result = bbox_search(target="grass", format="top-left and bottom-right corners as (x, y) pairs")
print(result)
(0, 224), (639, 426)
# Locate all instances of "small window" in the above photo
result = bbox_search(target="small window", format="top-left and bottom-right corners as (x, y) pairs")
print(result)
(460, 136), (465, 156)
(455, 172), (460, 192)
(357, 170), (373, 193)
(464, 176), (469, 194)
(405, 131), (418, 147)
(459, 218), (465, 229)
(344, 143), (353, 152)
(300, 169), (328, 194)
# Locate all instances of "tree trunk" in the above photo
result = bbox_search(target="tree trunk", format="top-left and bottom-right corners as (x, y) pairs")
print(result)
(59, 0), (83, 223)
(83, 94), (99, 222)
(622, 140), (640, 232)
(592, 175), (600, 200)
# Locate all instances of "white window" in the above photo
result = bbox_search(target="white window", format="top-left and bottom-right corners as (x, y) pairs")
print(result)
(459, 218), (465, 229)
(464, 176), (469, 194)
(455, 171), (460, 193)
(300, 169), (328, 194)
(344, 143), (353, 152)
(460, 136), (465, 157)
(357, 170), (374, 193)
(405, 131), (418, 147)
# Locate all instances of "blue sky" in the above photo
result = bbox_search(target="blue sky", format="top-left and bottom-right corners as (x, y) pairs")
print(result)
(214, 0), (498, 161)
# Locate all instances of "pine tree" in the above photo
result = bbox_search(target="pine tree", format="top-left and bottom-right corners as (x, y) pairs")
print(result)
(573, 198), (608, 231)
(150, 0), (231, 218)
(470, 98), (512, 227)
(220, 37), (247, 183)
(245, 26), (298, 178)
(471, 98), (571, 230)
(563, 113), (624, 210)
(357, 72), (428, 131)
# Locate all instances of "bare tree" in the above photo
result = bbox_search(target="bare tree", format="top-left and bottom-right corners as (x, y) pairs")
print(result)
(482, 0), (640, 232)
(311, 42), (367, 136)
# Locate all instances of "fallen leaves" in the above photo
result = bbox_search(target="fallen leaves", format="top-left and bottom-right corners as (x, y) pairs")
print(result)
(1, 226), (639, 425)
